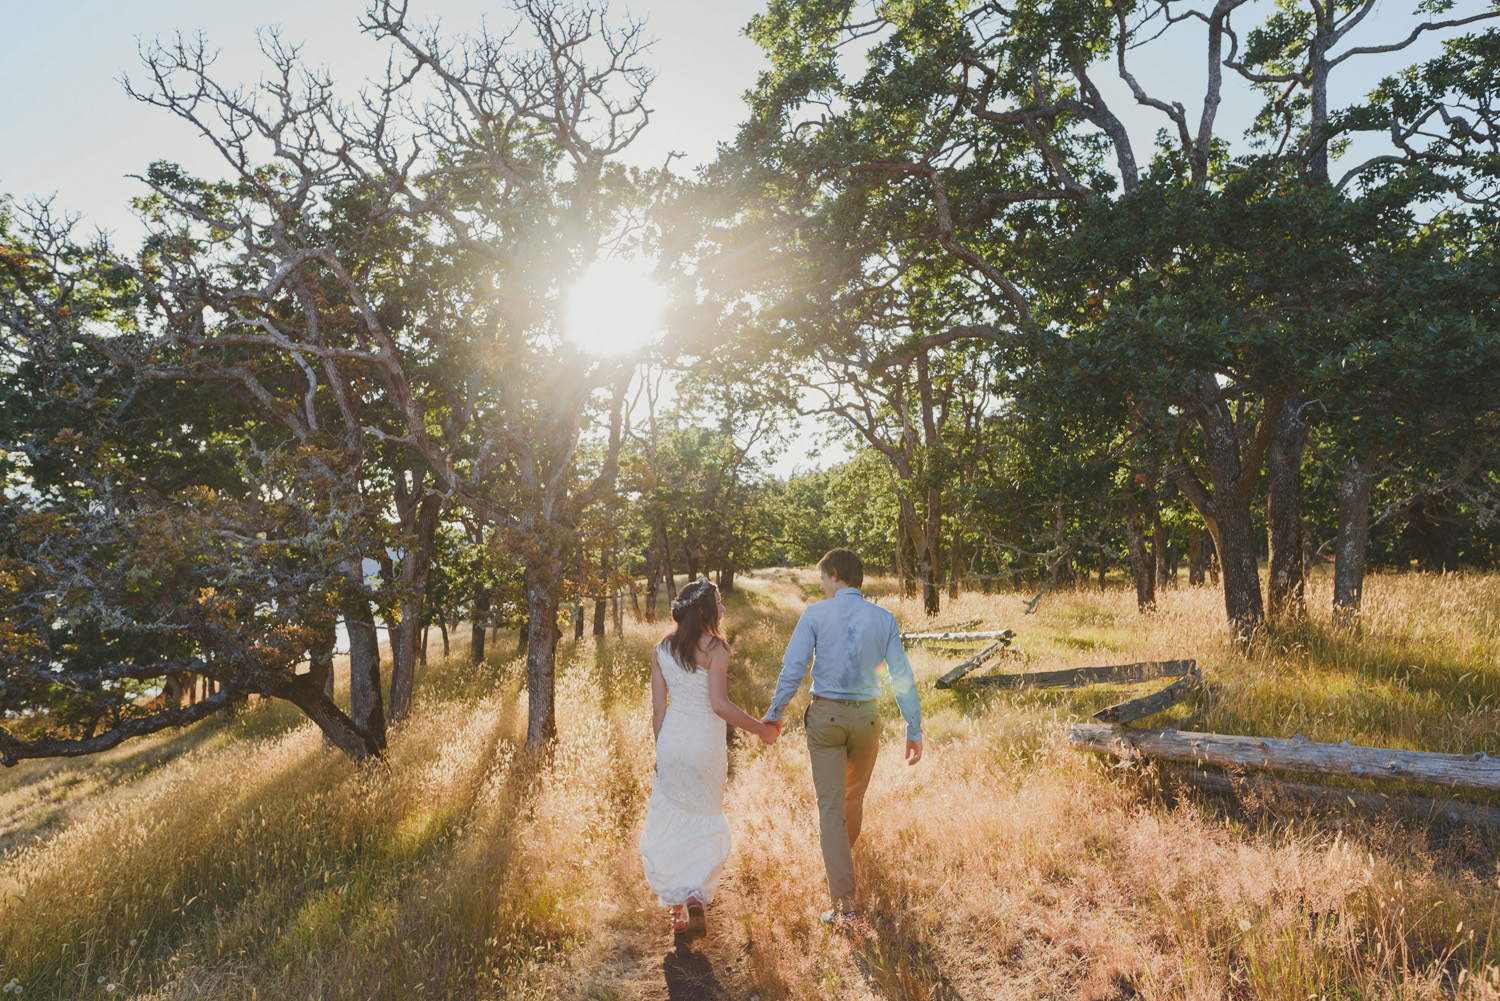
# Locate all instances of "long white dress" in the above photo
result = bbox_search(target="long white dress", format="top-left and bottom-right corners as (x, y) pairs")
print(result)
(639, 639), (731, 908)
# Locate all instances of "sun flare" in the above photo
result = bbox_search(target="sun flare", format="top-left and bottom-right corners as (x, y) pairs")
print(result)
(563, 258), (667, 356)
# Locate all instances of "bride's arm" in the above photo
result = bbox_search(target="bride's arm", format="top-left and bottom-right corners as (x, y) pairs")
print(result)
(706, 644), (774, 744)
(651, 646), (668, 741)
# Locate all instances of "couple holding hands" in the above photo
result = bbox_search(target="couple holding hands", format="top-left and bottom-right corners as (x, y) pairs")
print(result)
(639, 549), (923, 937)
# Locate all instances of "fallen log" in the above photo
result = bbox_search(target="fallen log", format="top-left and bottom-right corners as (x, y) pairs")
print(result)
(1068, 724), (1500, 794)
(964, 659), (1194, 691)
(934, 641), (1004, 689)
(1163, 767), (1500, 830)
(902, 629), (1014, 643)
(1092, 667), (1201, 724)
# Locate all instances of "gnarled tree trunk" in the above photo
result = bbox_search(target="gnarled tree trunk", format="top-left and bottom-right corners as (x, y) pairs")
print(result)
(1187, 523), (1205, 585)
(524, 569), (562, 751)
(657, 520), (677, 601)
(644, 553), (659, 622)
(1332, 456), (1374, 630)
(1266, 399), (1308, 619)
(917, 352), (942, 615)
(311, 620), (336, 699)
(919, 505), (940, 616)
(343, 562), (387, 750)
(898, 502), (919, 599)
(1169, 377), (1281, 641)
(949, 532), (963, 599)
(593, 550), (609, 637)
(1150, 492), (1168, 593)
(1210, 495), (1264, 638)
(471, 588), (490, 665)
(515, 614), (530, 656)
(1124, 509), (1156, 612)
(390, 491), (442, 724)
(276, 677), (384, 761)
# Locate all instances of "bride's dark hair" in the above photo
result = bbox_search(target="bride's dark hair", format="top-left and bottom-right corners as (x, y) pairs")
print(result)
(665, 577), (727, 672)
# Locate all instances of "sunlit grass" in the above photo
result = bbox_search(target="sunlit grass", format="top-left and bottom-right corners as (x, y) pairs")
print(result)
(0, 568), (1496, 999)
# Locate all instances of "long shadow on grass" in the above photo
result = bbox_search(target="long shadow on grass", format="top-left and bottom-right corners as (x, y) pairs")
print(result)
(0, 700), (313, 855)
(389, 692), (555, 995)
(663, 944), (729, 1000)
(259, 675), (536, 999)
(1263, 618), (1500, 705)
(852, 911), (967, 1001)
(193, 672), (534, 996)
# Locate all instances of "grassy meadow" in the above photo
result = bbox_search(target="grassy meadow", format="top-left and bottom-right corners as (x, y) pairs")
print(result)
(1, 568), (1498, 1000)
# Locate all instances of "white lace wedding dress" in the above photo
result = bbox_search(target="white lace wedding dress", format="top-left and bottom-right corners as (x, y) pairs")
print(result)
(639, 639), (731, 908)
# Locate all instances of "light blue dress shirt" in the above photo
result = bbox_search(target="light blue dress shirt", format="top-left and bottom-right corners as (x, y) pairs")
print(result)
(766, 587), (923, 742)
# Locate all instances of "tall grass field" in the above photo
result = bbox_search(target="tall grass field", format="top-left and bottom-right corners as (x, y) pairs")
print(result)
(1, 569), (1497, 1000)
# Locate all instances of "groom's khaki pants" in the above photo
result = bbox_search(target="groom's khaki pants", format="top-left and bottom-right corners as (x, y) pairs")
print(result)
(805, 697), (881, 908)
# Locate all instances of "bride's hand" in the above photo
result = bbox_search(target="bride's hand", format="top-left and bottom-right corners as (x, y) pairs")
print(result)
(758, 720), (780, 746)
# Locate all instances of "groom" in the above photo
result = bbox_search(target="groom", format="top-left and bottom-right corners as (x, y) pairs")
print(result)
(762, 548), (922, 927)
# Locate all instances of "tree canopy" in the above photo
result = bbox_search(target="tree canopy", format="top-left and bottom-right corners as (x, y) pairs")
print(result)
(2, 0), (1499, 764)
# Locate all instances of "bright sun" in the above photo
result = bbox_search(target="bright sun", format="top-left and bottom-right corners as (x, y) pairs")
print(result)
(563, 258), (668, 356)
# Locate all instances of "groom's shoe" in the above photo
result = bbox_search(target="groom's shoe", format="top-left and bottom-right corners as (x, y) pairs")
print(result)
(820, 908), (861, 931)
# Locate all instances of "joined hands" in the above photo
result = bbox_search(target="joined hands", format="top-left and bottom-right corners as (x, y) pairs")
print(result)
(758, 716), (783, 746)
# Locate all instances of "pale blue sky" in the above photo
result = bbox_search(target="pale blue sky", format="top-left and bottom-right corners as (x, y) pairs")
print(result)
(0, 0), (768, 240)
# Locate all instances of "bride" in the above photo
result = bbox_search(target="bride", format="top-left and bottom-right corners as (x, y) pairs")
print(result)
(639, 577), (777, 937)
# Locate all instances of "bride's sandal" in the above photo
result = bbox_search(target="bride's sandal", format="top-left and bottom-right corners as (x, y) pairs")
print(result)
(684, 896), (707, 938)
(670, 907), (688, 934)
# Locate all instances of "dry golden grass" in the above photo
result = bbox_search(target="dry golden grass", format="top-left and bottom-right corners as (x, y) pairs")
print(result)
(0, 567), (1497, 1000)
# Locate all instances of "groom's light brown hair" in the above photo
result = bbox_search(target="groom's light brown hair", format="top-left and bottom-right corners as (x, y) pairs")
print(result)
(818, 548), (864, 588)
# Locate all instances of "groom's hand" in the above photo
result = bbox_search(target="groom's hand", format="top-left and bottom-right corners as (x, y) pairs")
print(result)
(905, 738), (923, 766)
(761, 716), (783, 741)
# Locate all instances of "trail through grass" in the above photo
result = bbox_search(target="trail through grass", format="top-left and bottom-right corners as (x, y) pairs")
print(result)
(1, 569), (1497, 1000)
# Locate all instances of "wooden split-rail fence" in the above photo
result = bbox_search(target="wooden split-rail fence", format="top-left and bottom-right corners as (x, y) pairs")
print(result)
(914, 630), (1498, 829)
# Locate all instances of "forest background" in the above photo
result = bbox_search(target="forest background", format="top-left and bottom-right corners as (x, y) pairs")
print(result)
(2, 0), (1500, 997)
(4, 0), (1498, 759)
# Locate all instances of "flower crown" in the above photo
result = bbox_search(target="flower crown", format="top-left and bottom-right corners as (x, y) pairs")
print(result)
(670, 577), (714, 615)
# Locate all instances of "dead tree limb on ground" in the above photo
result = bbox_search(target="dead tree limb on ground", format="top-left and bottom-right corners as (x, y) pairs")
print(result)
(964, 659), (1195, 691)
(1068, 724), (1500, 793)
(903, 629), (1015, 642)
(1091, 667), (1202, 724)
(934, 640), (1004, 689)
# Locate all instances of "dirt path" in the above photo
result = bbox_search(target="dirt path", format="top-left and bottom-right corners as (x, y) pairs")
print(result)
(593, 871), (757, 1001)
(654, 881), (753, 1001)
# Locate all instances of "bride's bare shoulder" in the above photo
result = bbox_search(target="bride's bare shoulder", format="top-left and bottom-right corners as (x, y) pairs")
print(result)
(696, 634), (731, 658)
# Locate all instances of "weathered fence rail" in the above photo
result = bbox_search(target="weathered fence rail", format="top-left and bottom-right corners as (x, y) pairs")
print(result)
(902, 629), (1014, 642)
(934, 641), (1004, 689)
(1091, 667), (1201, 724)
(1068, 724), (1500, 794)
(964, 659), (1195, 691)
